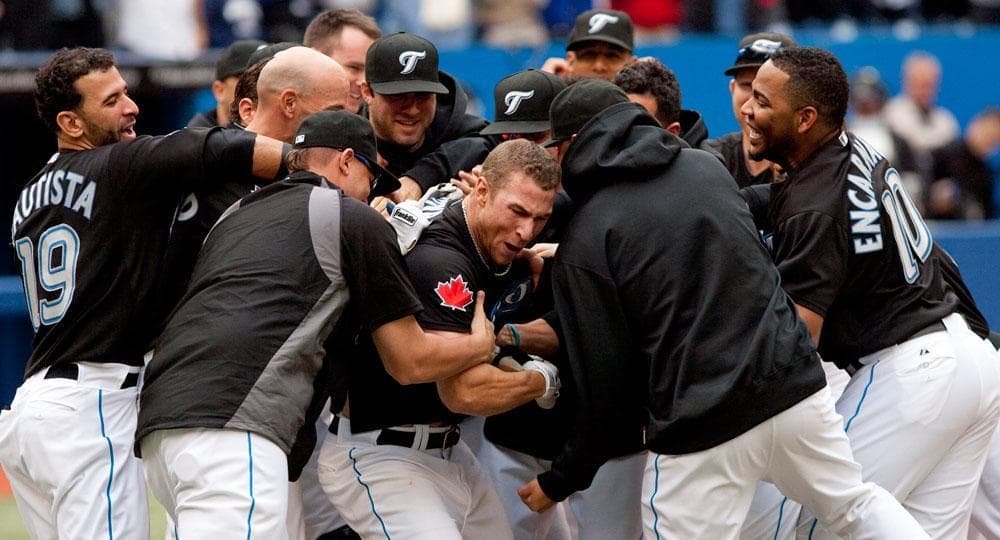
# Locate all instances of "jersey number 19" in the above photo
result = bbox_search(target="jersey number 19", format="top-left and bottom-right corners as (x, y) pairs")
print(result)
(14, 224), (79, 330)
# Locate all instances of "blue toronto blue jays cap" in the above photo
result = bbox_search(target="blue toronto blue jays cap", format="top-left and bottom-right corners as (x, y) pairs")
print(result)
(481, 69), (567, 136)
(365, 32), (449, 95)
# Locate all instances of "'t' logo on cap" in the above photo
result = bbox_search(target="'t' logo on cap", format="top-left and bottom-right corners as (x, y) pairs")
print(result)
(503, 90), (535, 115)
(588, 13), (619, 34)
(749, 39), (783, 54)
(398, 50), (427, 75)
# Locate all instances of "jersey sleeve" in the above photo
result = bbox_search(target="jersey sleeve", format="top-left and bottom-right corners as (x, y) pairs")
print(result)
(340, 199), (423, 331)
(405, 242), (479, 333)
(772, 211), (850, 317)
(113, 127), (256, 197)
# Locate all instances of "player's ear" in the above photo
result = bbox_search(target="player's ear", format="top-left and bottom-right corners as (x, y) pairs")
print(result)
(729, 78), (737, 95)
(211, 80), (227, 102)
(666, 121), (682, 136)
(474, 173), (490, 205)
(796, 106), (818, 134)
(566, 51), (577, 67)
(339, 148), (354, 176)
(280, 89), (297, 118)
(361, 82), (374, 104)
(56, 110), (84, 138)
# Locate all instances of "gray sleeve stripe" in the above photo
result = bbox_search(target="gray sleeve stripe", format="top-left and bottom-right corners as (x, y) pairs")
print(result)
(309, 187), (344, 283)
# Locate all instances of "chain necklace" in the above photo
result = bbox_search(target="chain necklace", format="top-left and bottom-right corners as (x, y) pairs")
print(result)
(462, 198), (511, 277)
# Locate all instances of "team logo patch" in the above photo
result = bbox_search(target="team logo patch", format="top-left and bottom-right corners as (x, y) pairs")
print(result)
(398, 50), (427, 75)
(435, 275), (474, 311)
(749, 38), (783, 55)
(177, 193), (199, 222)
(588, 13), (619, 33)
(503, 90), (534, 115)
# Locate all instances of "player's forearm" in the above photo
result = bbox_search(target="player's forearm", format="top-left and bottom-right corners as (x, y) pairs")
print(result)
(250, 135), (288, 181)
(377, 327), (492, 385)
(437, 364), (545, 416)
(497, 319), (560, 358)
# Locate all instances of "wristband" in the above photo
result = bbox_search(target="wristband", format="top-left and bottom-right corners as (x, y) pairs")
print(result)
(506, 323), (521, 349)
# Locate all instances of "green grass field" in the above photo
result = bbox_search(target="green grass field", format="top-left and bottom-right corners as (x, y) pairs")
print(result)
(0, 492), (167, 539)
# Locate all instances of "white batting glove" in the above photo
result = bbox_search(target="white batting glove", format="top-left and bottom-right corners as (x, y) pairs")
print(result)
(522, 358), (560, 410)
(388, 200), (430, 255)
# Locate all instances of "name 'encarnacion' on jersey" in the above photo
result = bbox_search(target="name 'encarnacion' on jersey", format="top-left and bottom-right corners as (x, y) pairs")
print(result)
(843, 131), (884, 255)
(10, 164), (96, 236)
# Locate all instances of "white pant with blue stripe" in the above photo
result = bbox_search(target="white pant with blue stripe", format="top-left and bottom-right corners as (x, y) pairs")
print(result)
(142, 427), (289, 540)
(642, 385), (930, 540)
(0, 363), (148, 540)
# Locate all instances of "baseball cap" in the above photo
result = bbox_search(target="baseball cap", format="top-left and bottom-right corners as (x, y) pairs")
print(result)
(216, 39), (266, 80)
(542, 79), (629, 147)
(481, 70), (567, 136)
(724, 32), (797, 76)
(566, 9), (634, 52)
(246, 42), (297, 70)
(365, 32), (449, 95)
(850, 66), (888, 105)
(293, 111), (401, 196)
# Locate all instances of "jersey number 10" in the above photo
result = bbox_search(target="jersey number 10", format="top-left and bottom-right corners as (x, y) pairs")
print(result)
(881, 168), (932, 284)
(14, 224), (79, 330)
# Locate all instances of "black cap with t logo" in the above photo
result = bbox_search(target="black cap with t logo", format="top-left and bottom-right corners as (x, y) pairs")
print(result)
(365, 32), (449, 95)
(566, 9), (634, 52)
(481, 69), (567, 136)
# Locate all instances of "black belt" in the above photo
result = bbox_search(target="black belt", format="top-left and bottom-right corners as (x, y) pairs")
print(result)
(329, 419), (460, 451)
(376, 425), (461, 450)
(44, 363), (139, 389)
(847, 320), (948, 374)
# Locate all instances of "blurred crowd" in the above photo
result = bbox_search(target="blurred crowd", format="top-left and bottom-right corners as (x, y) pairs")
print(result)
(1, 0), (999, 54)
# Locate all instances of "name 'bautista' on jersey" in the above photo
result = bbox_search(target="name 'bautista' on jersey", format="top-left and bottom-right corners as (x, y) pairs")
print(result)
(10, 161), (97, 237)
(844, 131), (884, 255)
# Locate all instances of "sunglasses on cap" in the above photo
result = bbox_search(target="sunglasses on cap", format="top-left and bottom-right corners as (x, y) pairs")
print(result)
(352, 152), (379, 191)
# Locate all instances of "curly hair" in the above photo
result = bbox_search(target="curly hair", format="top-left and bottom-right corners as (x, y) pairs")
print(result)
(769, 47), (849, 129)
(35, 47), (116, 133)
(612, 58), (681, 126)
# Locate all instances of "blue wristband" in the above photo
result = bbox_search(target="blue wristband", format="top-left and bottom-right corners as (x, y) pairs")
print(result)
(506, 323), (521, 349)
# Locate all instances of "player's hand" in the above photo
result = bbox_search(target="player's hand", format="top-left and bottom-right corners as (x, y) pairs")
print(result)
(518, 479), (556, 513)
(370, 196), (391, 218)
(541, 57), (571, 78)
(389, 176), (423, 203)
(516, 247), (546, 288)
(527, 243), (558, 259)
(470, 291), (495, 364)
(450, 165), (483, 196)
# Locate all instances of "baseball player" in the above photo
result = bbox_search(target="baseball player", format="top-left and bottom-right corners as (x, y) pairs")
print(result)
(187, 39), (264, 128)
(741, 46), (1000, 538)
(304, 8), (382, 114)
(137, 110), (496, 538)
(518, 78), (930, 539)
(703, 32), (797, 189)
(317, 139), (561, 539)
(540, 8), (637, 81)
(361, 31), (495, 201)
(0, 47), (286, 539)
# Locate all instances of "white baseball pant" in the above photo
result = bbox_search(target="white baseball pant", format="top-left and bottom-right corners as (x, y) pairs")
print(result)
(317, 416), (513, 540)
(800, 313), (1000, 539)
(287, 405), (349, 540)
(0, 362), (148, 539)
(142, 427), (289, 540)
(642, 385), (929, 540)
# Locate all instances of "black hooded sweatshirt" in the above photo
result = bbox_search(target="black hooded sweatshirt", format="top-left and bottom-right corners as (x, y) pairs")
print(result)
(538, 102), (826, 501)
(364, 71), (496, 193)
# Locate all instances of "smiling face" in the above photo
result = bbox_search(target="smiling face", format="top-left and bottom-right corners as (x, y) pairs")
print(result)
(729, 67), (757, 133)
(71, 67), (138, 146)
(740, 60), (798, 165)
(469, 171), (555, 266)
(363, 86), (436, 151)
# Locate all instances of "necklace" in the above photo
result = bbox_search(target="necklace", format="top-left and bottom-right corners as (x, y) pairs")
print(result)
(462, 198), (511, 277)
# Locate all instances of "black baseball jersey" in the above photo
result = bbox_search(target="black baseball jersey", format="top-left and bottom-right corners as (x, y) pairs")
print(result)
(346, 200), (538, 432)
(703, 131), (774, 188)
(137, 171), (421, 457)
(10, 128), (257, 379)
(769, 131), (979, 368)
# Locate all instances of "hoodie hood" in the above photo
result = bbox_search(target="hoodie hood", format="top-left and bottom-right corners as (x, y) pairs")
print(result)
(561, 102), (682, 205)
(678, 109), (709, 148)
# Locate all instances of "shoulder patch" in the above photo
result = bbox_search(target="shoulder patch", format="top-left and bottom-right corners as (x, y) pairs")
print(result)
(435, 274), (474, 311)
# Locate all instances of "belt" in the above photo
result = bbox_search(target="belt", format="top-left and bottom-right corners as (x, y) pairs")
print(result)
(44, 363), (139, 389)
(847, 320), (948, 374)
(330, 419), (460, 451)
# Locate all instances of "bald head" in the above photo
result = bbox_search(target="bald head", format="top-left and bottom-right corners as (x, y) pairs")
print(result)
(249, 46), (351, 142)
(902, 52), (941, 111)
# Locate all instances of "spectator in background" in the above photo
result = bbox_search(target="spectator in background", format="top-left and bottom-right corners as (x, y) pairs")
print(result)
(610, 0), (681, 42)
(847, 66), (925, 208)
(541, 8), (637, 81)
(115, 0), (208, 60)
(188, 39), (264, 128)
(477, 0), (549, 48)
(884, 51), (960, 156)
(304, 9), (382, 114)
(378, 0), (474, 50)
(927, 109), (1000, 220)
